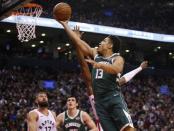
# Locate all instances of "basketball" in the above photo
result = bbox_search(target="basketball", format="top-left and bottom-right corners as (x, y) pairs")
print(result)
(53, 2), (72, 21)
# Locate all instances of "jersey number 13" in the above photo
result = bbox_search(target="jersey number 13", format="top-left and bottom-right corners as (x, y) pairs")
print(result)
(95, 69), (103, 79)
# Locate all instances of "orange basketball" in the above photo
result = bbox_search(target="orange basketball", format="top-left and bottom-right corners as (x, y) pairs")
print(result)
(53, 2), (72, 21)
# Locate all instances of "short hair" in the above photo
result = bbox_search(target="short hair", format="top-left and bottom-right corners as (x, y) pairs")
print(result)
(36, 91), (47, 98)
(66, 95), (78, 103)
(108, 35), (121, 53)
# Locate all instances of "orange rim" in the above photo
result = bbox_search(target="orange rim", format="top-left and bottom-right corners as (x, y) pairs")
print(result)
(12, 3), (42, 16)
(23, 3), (42, 8)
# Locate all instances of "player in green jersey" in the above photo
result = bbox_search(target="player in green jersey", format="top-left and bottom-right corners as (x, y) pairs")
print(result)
(56, 96), (97, 131)
(57, 20), (147, 131)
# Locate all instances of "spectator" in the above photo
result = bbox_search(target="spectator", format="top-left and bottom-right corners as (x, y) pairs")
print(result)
(0, 67), (174, 130)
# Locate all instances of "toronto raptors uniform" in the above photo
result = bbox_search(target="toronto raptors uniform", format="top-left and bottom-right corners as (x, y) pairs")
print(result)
(32, 109), (57, 131)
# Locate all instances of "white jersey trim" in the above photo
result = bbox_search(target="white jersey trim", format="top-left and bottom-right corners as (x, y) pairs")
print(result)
(120, 109), (134, 131)
(67, 109), (79, 119)
(62, 112), (65, 124)
(95, 53), (119, 61)
(94, 54), (98, 60)
(34, 109), (49, 117)
(80, 111), (85, 124)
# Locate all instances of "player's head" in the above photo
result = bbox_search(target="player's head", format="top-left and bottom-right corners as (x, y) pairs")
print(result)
(97, 35), (120, 55)
(35, 91), (48, 108)
(66, 96), (78, 110)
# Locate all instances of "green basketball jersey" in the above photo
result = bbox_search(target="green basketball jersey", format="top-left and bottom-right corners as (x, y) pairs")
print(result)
(63, 110), (87, 131)
(92, 53), (120, 99)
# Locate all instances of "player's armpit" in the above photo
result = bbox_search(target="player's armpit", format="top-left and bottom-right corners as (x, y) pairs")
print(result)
(27, 111), (38, 131)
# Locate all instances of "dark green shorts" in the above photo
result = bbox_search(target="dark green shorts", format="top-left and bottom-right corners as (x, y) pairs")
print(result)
(95, 92), (133, 131)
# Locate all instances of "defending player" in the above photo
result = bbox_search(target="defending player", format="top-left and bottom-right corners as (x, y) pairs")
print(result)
(27, 91), (57, 131)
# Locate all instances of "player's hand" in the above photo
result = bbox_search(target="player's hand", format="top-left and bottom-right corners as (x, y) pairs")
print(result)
(140, 61), (148, 69)
(85, 58), (101, 69)
(58, 20), (69, 26)
(73, 25), (84, 38)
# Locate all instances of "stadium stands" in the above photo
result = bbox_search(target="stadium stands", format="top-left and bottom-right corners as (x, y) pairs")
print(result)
(0, 67), (173, 130)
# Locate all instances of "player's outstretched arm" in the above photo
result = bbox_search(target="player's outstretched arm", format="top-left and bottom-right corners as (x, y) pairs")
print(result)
(73, 26), (93, 95)
(86, 56), (124, 74)
(76, 46), (93, 95)
(58, 21), (96, 58)
(27, 111), (38, 131)
(82, 111), (98, 131)
(118, 61), (148, 86)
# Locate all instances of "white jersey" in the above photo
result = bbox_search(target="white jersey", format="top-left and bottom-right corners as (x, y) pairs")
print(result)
(32, 109), (57, 131)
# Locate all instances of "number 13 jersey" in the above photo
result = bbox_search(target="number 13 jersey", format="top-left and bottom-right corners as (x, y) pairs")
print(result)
(92, 53), (120, 100)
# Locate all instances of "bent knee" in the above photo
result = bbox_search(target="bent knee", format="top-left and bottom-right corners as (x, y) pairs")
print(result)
(122, 126), (136, 131)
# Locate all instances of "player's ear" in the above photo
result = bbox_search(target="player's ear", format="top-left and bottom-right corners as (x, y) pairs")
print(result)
(108, 43), (113, 49)
(35, 98), (38, 104)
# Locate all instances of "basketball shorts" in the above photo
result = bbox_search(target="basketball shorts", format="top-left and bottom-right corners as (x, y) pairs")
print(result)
(95, 92), (134, 131)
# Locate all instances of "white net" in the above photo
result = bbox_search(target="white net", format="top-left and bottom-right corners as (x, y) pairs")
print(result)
(14, 3), (42, 42)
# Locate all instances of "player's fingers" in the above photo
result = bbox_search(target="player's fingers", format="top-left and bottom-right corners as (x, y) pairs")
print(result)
(77, 26), (80, 31)
(73, 26), (76, 31)
(74, 25), (77, 30)
(87, 56), (91, 60)
(85, 59), (90, 63)
(85, 59), (93, 64)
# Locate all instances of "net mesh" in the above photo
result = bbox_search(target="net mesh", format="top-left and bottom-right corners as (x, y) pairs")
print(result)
(14, 3), (42, 42)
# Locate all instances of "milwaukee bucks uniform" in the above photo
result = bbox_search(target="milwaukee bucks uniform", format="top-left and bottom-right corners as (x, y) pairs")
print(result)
(62, 110), (87, 131)
(92, 53), (133, 131)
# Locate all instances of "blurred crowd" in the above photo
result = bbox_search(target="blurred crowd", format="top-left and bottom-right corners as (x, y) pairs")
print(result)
(122, 77), (174, 130)
(39, 0), (174, 34)
(0, 67), (90, 131)
(0, 67), (174, 130)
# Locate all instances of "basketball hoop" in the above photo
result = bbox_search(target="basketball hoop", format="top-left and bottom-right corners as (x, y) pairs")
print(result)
(12, 3), (42, 42)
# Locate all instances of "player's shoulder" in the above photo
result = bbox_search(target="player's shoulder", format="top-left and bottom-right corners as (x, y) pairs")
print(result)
(112, 53), (121, 58)
(113, 54), (124, 61)
(110, 53), (124, 63)
(27, 109), (38, 120)
(49, 110), (56, 114)
(29, 109), (37, 114)
(49, 110), (57, 118)
(81, 110), (90, 118)
(114, 55), (124, 59)
(57, 112), (65, 119)
(80, 110), (93, 124)
(56, 112), (65, 124)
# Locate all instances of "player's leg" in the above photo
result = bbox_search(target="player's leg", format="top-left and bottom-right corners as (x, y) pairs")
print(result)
(95, 100), (118, 131)
(122, 126), (135, 131)
(108, 93), (135, 131)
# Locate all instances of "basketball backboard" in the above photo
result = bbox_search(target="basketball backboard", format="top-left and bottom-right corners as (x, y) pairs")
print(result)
(0, 0), (33, 20)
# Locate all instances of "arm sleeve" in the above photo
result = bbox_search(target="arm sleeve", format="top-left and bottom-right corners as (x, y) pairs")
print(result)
(121, 67), (142, 82)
